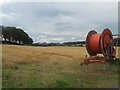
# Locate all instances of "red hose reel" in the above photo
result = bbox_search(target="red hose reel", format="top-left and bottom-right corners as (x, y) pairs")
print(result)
(81, 28), (116, 65)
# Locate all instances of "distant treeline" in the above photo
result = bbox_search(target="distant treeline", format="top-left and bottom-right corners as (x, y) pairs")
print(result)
(0, 25), (120, 46)
(33, 41), (86, 46)
(0, 25), (33, 45)
(113, 38), (120, 46)
(33, 39), (120, 47)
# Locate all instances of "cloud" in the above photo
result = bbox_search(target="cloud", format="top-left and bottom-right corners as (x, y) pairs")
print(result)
(0, 2), (118, 43)
(51, 37), (64, 41)
(0, 12), (12, 18)
(34, 32), (86, 43)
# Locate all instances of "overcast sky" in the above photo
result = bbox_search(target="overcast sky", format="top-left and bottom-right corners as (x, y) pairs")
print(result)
(0, 2), (118, 43)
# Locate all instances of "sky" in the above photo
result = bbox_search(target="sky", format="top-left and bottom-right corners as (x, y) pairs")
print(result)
(0, 1), (118, 43)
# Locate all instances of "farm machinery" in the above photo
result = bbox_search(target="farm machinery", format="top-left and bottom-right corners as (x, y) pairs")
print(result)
(81, 28), (120, 65)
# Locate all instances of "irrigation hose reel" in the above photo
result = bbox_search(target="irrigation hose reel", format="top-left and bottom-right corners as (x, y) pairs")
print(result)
(81, 28), (118, 65)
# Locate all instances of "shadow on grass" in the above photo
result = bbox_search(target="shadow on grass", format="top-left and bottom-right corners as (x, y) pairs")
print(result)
(108, 58), (120, 66)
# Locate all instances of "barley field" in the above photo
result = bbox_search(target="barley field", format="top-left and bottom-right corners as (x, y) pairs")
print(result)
(2, 45), (120, 88)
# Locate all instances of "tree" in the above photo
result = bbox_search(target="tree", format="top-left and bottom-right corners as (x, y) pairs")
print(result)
(1, 25), (33, 45)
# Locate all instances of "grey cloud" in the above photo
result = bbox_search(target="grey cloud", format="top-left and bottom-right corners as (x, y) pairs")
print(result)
(34, 32), (86, 43)
(1, 2), (118, 43)
(33, 8), (72, 18)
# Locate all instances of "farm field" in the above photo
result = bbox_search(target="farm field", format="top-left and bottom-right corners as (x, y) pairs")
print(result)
(2, 45), (120, 88)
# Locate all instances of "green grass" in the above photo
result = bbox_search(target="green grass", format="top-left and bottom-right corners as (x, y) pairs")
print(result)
(2, 60), (119, 88)
(2, 45), (120, 88)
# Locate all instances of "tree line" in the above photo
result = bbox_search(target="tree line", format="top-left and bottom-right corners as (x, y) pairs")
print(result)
(0, 25), (33, 45)
(33, 39), (120, 47)
(0, 25), (119, 46)
(33, 41), (86, 46)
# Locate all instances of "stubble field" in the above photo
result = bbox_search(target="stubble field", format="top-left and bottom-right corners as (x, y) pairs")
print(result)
(2, 45), (120, 88)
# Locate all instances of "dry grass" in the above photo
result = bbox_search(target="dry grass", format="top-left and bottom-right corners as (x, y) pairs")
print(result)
(117, 47), (120, 58)
(2, 45), (120, 88)
(2, 45), (88, 69)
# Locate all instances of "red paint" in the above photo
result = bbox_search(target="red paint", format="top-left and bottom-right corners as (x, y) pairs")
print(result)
(88, 34), (101, 53)
(86, 28), (113, 56)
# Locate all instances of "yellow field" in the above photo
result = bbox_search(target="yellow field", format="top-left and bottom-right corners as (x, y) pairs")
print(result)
(2, 45), (88, 68)
(2, 45), (120, 88)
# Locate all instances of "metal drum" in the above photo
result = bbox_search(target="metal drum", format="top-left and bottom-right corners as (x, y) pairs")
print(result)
(86, 28), (113, 57)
